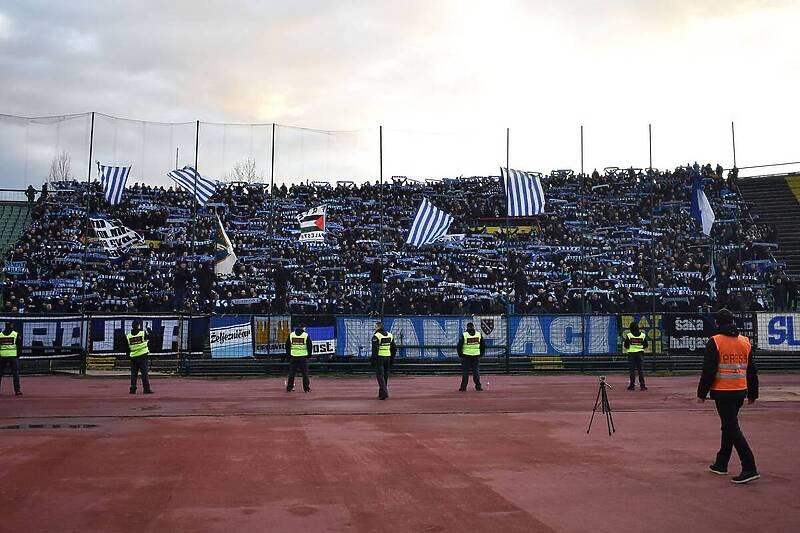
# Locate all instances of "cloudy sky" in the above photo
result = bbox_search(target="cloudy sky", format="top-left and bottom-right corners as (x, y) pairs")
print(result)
(1, 0), (798, 187)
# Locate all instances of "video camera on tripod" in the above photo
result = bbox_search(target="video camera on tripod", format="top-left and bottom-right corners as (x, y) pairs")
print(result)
(587, 376), (616, 436)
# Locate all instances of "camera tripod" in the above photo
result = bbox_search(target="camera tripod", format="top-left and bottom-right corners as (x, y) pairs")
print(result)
(587, 376), (615, 436)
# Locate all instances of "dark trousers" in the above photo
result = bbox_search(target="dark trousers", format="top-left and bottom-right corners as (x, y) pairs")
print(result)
(714, 398), (756, 472)
(130, 355), (151, 392)
(287, 357), (310, 391)
(628, 353), (645, 387)
(460, 357), (481, 390)
(0, 357), (21, 393)
(374, 357), (390, 398)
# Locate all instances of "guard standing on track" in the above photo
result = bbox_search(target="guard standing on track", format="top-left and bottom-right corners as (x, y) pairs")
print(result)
(0, 322), (23, 396)
(126, 320), (153, 394)
(697, 308), (760, 484)
(457, 322), (485, 391)
(285, 325), (313, 392)
(623, 322), (648, 390)
(371, 321), (396, 400)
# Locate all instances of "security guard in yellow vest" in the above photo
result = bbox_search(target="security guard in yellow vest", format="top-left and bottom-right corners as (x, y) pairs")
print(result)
(126, 320), (153, 394)
(623, 322), (648, 390)
(371, 321), (396, 400)
(285, 325), (313, 392)
(0, 322), (23, 396)
(457, 322), (485, 391)
(697, 309), (759, 483)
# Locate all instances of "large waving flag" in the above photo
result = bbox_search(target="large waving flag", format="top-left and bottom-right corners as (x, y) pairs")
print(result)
(406, 198), (453, 247)
(690, 173), (715, 235)
(89, 214), (143, 256)
(168, 166), (218, 206)
(297, 205), (326, 242)
(502, 167), (545, 216)
(214, 213), (237, 275)
(96, 161), (131, 205)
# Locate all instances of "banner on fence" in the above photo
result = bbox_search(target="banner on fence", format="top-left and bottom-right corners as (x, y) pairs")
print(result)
(253, 315), (291, 355)
(335, 315), (611, 357)
(210, 315), (253, 358)
(757, 312), (800, 352)
(621, 314), (663, 354)
(508, 315), (616, 356)
(0, 315), (85, 358)
(90, 315), (206, 356)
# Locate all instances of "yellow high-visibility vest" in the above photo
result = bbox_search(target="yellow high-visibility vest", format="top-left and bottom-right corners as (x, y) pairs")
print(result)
(462, 331), (482, 356)
(126, 331), (149, 358)
(374, 332), (394, 357)
(289, 331), (310, 356)
(0, 331), (18, 357)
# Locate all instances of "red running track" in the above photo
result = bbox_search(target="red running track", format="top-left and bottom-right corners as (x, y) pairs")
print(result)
(0, 374), (798, 533)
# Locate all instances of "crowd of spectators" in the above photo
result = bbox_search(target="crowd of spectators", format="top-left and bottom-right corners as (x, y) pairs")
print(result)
(1, 162), (788, 316)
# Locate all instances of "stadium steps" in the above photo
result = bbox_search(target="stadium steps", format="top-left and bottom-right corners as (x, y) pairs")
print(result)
(738, 175), (800, 276)
(0, 202), (32, 256)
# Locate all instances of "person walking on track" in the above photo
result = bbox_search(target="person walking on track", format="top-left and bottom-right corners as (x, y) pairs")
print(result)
(623, 321), (648, 390)
(126, 320), (153, 394)
(285, 324), (313, 392)
(697, 308), (759, 484)
(0, 321), (23, 396)
(371, 321), (396, 400)
(457, 322), (484, 391)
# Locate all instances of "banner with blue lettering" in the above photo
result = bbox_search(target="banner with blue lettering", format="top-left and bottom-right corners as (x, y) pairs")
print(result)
(209, 315), (253, 358)
(90, 315), (207, 356)
(336, 315), (507, 358)
(0, 315), (86, 358)
(335, 315), (614, 357)
(508, 315), (616, 356)
(757, 312), (800, 352)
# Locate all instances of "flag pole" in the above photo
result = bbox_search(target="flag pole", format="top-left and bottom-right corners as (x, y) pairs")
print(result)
(379, 125), (385, 316)
(580, 125), (584, 176)
(80, 111), (95, 375)
(648, 123), (656, 356)
(731, 121), (737, 169)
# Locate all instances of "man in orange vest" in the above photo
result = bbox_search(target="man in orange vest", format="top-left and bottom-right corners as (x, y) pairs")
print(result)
(697, 309), (759, 484)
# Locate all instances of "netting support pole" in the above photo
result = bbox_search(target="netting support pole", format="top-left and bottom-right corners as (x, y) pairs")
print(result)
(731, 121), (737, 169)
(379, 125), (385, 318)
(649, 123), (656, 359)
(505, 127), (510, 374)
(269, 122), (276, 239)
(80, 111), (95, 376)
(580, 125), (584, 176)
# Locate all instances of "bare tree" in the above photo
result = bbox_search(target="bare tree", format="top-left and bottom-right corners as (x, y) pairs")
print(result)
(227, 158), (263, 184)
(48, 151), (72, 183)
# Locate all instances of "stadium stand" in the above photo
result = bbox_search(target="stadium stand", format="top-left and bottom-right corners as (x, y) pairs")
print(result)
(1, 163), (789, 315)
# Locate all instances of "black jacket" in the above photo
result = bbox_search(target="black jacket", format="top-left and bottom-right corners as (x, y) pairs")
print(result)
(285, 330), (313, 358)
(697, 324), (758, 401)
(457, 330), (486, 357)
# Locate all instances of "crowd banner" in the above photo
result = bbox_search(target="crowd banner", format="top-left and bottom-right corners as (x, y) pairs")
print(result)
(209, 315), (253, 358)
(253, 315), (291, 356)
(90, 315), (206, 356)
(757, 312), (800, 352)
(621, 314), (663, 354)
(3, 261), (29, 275)
(0, 315), (86, 358)
(299, 315), (337, 356)
(508, 315), (616, 356)
(663, 312), (758, 354)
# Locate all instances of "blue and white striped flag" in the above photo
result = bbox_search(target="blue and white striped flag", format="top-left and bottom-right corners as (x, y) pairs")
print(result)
(406, 198), (453, 247)
(502, 167), (545, 216)
(96, 161), (131, 205)
(168, 166), (217, 206)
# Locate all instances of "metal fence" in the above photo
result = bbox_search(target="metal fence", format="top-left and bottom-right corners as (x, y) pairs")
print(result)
(2, 311), (799, 376)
